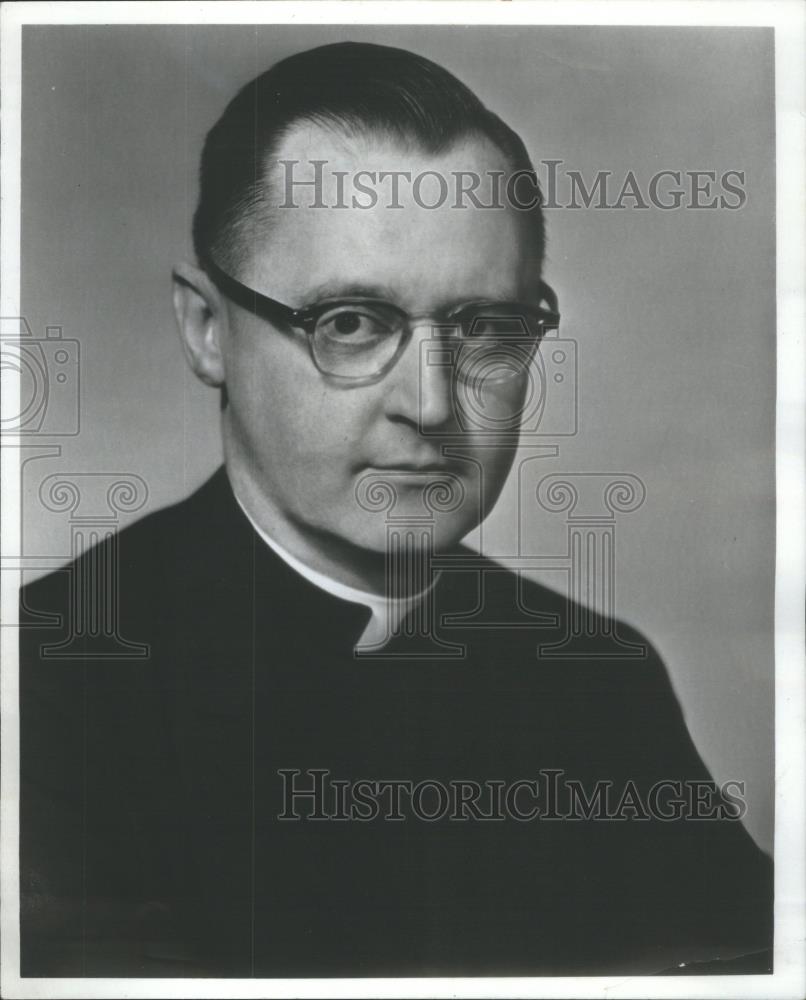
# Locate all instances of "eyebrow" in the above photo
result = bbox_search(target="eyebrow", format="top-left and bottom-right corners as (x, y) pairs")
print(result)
(305, 281), (399, 304)
(303, 281), (525, 311)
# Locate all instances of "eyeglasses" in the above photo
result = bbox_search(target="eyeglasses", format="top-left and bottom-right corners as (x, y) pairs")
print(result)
(201, 253), (560, 387)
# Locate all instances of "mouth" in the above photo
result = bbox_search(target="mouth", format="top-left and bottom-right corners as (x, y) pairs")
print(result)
(365, 463), (455, 474)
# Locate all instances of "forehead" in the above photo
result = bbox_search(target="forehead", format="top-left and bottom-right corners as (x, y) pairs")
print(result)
(241, 123), (535, 306)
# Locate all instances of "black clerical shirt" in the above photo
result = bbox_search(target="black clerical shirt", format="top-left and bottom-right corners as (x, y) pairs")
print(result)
(19, 467), (773, 977)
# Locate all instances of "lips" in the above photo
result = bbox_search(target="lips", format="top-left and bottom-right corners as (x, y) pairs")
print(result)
(366, 462), (453, 473)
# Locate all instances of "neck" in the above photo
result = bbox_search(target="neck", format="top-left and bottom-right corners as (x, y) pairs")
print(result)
(224, 451), (393, 598)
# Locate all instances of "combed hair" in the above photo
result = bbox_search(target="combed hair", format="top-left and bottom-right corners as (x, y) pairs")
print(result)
(193, 41), (544, 272)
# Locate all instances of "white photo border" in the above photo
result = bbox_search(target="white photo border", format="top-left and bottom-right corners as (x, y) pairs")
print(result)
(1, 3), (803, 998)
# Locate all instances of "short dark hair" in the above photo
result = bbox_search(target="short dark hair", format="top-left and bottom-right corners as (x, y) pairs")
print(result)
(193, 41), (545, 274)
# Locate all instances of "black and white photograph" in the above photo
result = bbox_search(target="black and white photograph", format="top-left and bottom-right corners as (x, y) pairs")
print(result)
(1, 2), (803, 997)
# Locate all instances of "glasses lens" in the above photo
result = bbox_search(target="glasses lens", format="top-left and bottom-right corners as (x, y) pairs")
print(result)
(454, 339), (537, 386)
(312, 303), (405, 378)
(454, 308), (541, 385)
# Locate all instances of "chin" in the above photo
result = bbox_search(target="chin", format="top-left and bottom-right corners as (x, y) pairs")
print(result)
(340, 507), (477, 558)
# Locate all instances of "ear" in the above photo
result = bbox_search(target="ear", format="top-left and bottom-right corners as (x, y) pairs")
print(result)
(172, 261), (227, 387)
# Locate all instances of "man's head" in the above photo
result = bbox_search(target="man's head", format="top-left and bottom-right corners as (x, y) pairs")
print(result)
(173, 41), (549, 585)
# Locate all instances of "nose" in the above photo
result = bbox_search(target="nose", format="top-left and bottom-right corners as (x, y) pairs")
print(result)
(384, 320), (456, 430)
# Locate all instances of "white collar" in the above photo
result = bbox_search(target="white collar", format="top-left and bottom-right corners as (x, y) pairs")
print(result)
(233, 491), (434, 650)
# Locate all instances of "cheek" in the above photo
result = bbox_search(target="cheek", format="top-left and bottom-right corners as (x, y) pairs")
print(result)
(230, 362), (300, 452)
(454, 369), (533, 431)
(462, 442), (519, 511)
(451, 381), (526, 488)
(226, 341), (376, 472)
(488, 445), (519, 495)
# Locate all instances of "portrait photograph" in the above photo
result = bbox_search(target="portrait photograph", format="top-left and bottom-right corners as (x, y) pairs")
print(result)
(1, 2), (803, 998)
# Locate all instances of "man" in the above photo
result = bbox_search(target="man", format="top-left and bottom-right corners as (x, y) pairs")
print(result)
(20, 41), (772, 977)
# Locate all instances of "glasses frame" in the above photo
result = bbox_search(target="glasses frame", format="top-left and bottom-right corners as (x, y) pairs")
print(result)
(200, 253), (561, 387)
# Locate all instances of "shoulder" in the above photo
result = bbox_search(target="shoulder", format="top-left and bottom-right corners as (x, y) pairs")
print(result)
(445, 545), (680, 701)
(21, 467), (235, 621)
(18, 467), (246, 729)
(18, 471), (239, 780)
(450, 545), (659, 650)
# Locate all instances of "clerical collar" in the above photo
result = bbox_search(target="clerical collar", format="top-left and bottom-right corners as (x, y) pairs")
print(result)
(232, 491), (436, 650)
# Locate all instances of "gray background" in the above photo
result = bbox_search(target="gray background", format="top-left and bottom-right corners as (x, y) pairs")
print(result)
(20, 25), (775, 851)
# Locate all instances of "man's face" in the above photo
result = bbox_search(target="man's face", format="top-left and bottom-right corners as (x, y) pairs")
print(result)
(217, 125), (540, 555)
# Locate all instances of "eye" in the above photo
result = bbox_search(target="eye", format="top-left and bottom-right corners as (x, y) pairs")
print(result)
(333, 312), (363, 336)
(315, 305), (396, 345)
